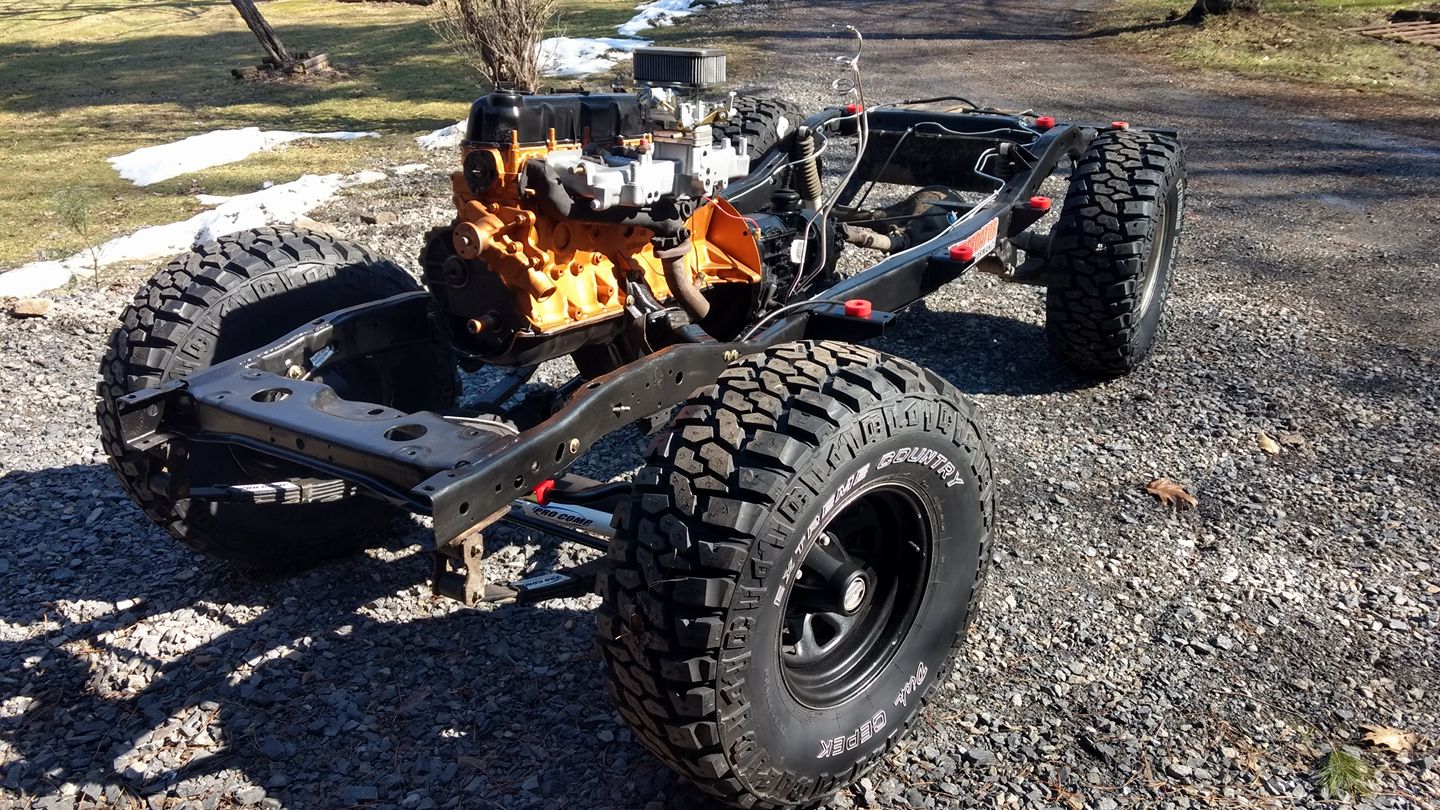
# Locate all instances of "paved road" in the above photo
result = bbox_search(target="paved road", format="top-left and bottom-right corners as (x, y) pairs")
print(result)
(1, 2), (1436, 809)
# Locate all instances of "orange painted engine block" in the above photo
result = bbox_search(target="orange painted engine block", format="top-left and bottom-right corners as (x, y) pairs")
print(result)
(445, 140), (764, 338)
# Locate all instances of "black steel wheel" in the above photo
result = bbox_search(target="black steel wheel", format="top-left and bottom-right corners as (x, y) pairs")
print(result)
(1044, 129), (1186, 376)
(780, 484), (932, 709)
(97, 227), (457, 570)
(598, 341), (995, 810)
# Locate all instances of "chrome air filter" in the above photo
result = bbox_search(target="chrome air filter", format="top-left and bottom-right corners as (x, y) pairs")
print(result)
(632, 47), (727, 88)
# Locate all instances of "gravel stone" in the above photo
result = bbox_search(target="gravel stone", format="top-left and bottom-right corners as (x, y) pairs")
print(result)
(963, 748), (996, 767)
(9, 297), (51, 318)
(341, 786), (379, 804)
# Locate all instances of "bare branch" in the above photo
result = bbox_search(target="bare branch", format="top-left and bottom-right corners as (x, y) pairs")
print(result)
(430, 0), (561, 91)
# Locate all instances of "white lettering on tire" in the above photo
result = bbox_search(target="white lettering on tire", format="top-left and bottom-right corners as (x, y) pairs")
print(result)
(817, 710), (888, 758)
(893, 660), (928, 708)
(876, 447), (965, 487)
(775, 463), (872, 607)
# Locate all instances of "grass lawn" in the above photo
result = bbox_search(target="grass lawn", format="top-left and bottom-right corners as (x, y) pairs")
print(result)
(1102, 0), (1440, 101)
(0, 0), (652, 270)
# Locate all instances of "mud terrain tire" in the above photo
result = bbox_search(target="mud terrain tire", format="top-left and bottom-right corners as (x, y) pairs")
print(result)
(97, 228), (456, 570)
(1045, 129), (1186, 376)
(715, 96), (800, 171)
(597, 341), (994, 809)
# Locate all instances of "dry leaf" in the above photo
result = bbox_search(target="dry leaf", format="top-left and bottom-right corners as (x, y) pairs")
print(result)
(1278, 432), (1307, 448)
(1361, 724), (1417, 753)
(1145, 478), (1198, 509)
(1257, 432), (1281, 455)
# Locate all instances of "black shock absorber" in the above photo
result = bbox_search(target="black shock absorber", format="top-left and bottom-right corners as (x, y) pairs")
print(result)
(792, 127), (824, 207)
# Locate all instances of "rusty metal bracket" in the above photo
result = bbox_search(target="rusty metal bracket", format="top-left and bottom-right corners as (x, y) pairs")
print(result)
(432, 527), (488, 606)
(431, 506), (519, 606)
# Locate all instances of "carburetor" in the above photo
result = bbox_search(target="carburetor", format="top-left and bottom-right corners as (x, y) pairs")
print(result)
(539, 48), (753, 210)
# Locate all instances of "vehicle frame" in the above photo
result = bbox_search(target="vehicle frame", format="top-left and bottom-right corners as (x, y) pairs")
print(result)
(111, 105), (1158, 604)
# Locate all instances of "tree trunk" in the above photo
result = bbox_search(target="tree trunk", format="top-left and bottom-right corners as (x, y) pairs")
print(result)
(230, 0), (295, 68)
(1184, 0), (1262, 23)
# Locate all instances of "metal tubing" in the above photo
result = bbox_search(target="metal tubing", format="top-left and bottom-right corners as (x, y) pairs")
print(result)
(656, 235), (710, 321)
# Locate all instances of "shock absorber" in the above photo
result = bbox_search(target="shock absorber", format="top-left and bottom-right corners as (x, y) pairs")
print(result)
(792, 127), (824, 207)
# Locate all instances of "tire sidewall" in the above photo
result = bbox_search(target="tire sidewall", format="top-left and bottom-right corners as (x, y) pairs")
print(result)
(719, 394), (987, 795)
(1129, 169), (1186, 358)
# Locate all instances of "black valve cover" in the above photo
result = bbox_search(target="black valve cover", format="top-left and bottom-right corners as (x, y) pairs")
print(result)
(465, 90), (646, 148)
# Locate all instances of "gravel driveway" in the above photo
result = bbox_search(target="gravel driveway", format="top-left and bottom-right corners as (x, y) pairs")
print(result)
(3, 1), (1438, 808)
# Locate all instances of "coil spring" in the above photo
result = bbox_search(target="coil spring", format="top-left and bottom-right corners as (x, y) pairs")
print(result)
(793, 129), (823, 204)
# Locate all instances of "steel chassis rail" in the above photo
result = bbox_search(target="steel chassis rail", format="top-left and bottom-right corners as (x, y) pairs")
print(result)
(114, 108), (1124, 601)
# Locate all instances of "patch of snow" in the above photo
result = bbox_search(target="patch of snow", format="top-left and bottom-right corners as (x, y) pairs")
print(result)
(539, 36), (650, 77)
(343, 170), (389, 187)
(618, 0), (737, 37)
(537, 1), (742, 76)
(0, 172), (385, 298)
(392, 162), (432, 175)
(109, 128), (379, 187)
(0, 262), (71, 300)
(417, 120), (467, 150)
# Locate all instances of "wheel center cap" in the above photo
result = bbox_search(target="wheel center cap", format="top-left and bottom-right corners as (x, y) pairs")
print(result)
(842, 576), (868, 613)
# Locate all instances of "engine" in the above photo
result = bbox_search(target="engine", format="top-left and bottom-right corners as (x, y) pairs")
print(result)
(422, 49), (817, 373)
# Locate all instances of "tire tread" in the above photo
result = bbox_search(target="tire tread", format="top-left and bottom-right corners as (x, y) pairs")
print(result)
(1045, 130), (1186, 376)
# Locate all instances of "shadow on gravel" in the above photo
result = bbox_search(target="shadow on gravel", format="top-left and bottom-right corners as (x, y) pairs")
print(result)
(877, 301), (1101, 397)
(0, 464), (689, 809)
